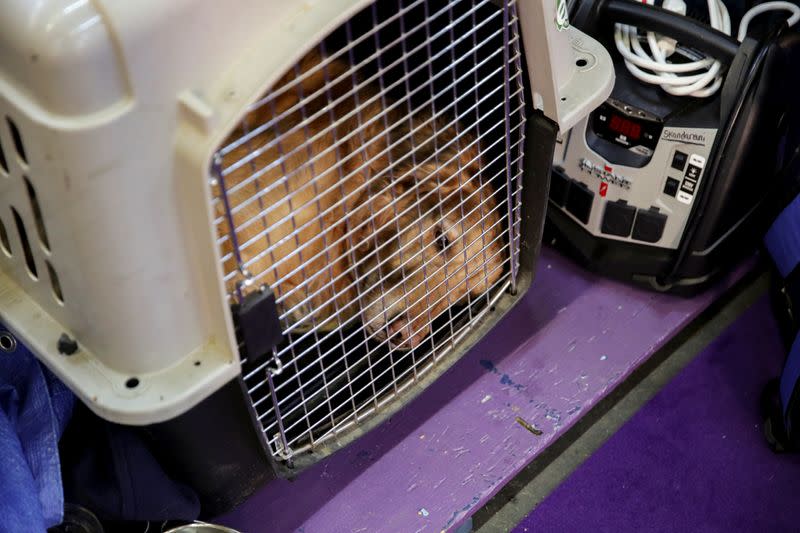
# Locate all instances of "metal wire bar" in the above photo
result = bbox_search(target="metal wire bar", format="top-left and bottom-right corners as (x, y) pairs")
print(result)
(233, 0), (432, 141)
(218, 0), (500, 170)
(242, 170), (515, 393)
(263, 244), (511, 430)
(270, 245), (507, 414)
(215, 0), (527, 461)
(319, 39), (362, 421)
(288, 280), (510, 448)
(264, 266), (512, 430)
(210, 155), (246, 301)
(240, 184), (517, 392)
(242, 150), (522, 384)
(296, 62), (339, 439)
(507, 1), (527, 276)
(262, 215), (514, 405)
(399, 1), (427, 381)
(266, 363), (292, 461)
(215, 39), (517, 235)
(220, 111), (523, 333)
(469, 0), (491, 317)
(266, 93), (318, 441)
(219, 13), (507, 193)
(445, 0), (475, 342)
(272, 275), (512, 452)
(304, 277), (507, 439)
(265, 139), (522, 341)
(213, 54), (519, 267)
(345, 17), (383, 410)
(238, 31), (520, 388)
(239, 108), (520, 378)
(215, 90), (518, 273)
(371, 1), (402, 393)
(500, 0), (518, 292)
(219, 95), (524, 284)
(215, 37), (516, 229)
(421, 0), (459, 354)
(257, 118), (516, 308)
(243, 174), (521, 415)
(246, 206), (518, 410)
(241, 152), (523, 405)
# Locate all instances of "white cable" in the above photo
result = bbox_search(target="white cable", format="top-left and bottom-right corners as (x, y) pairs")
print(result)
(737, 1), (800, 41)
(614, 0), (800, 98)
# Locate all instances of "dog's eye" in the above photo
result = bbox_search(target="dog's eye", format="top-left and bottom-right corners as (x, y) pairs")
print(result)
(435, 228), (450, 251)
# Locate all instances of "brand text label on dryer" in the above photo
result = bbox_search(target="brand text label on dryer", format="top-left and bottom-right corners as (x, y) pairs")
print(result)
(661, 130), (708, 145)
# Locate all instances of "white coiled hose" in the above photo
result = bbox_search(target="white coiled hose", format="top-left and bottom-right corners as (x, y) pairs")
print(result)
(614, 0), (800, 98)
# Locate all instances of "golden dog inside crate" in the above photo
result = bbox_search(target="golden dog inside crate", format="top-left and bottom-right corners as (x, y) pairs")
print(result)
(215, 50), (505, 350)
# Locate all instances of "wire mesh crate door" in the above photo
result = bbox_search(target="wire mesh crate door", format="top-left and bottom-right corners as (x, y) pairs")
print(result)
(210, 0), (527, 463)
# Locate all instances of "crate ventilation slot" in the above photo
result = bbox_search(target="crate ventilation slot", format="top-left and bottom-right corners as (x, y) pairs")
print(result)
(0, 215), (10, 256)
(24, 177), (50, 251)
(11, 206), (37, 279)
(46, 260), (64, 304)
(7, 117), (26, 164)
(0, 133), (7, 174)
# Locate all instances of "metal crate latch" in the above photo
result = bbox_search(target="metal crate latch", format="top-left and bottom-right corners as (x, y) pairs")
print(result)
(231, 284), (284, 370)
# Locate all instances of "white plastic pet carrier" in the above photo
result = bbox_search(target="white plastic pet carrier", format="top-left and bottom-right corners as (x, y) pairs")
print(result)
(0, 0), (611, 508)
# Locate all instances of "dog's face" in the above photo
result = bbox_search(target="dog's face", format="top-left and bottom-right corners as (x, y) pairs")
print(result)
(350, 131), (506, 350)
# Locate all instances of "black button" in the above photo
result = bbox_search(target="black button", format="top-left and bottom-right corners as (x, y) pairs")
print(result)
(632, 207), (667, 243)
(549, 167), (572, 207)
(663, 177), (680, 197)
(565, 181), (594, 224)
(601, 200), (636, 237)
(671, 151), (688, 171)
(685, 164), (701, 180)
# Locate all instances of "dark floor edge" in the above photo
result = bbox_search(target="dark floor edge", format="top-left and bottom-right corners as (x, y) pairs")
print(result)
(471, 266), (771, 533)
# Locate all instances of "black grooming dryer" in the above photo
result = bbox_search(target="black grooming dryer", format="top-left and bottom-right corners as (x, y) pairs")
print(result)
(546, 0), (800, 293)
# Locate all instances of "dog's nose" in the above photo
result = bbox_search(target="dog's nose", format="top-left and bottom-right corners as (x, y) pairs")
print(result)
(386, 314), (429, 350)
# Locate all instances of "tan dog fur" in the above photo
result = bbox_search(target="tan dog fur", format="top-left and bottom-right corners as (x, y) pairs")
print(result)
(215, 50), (505, 350)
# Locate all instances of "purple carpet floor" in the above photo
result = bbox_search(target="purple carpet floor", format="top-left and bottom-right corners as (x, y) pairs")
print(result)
(219, 247), (750, 533)
(515, 295), (800, 533)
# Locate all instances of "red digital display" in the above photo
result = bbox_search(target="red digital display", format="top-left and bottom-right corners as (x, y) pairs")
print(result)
(609, 114), (642, 140)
